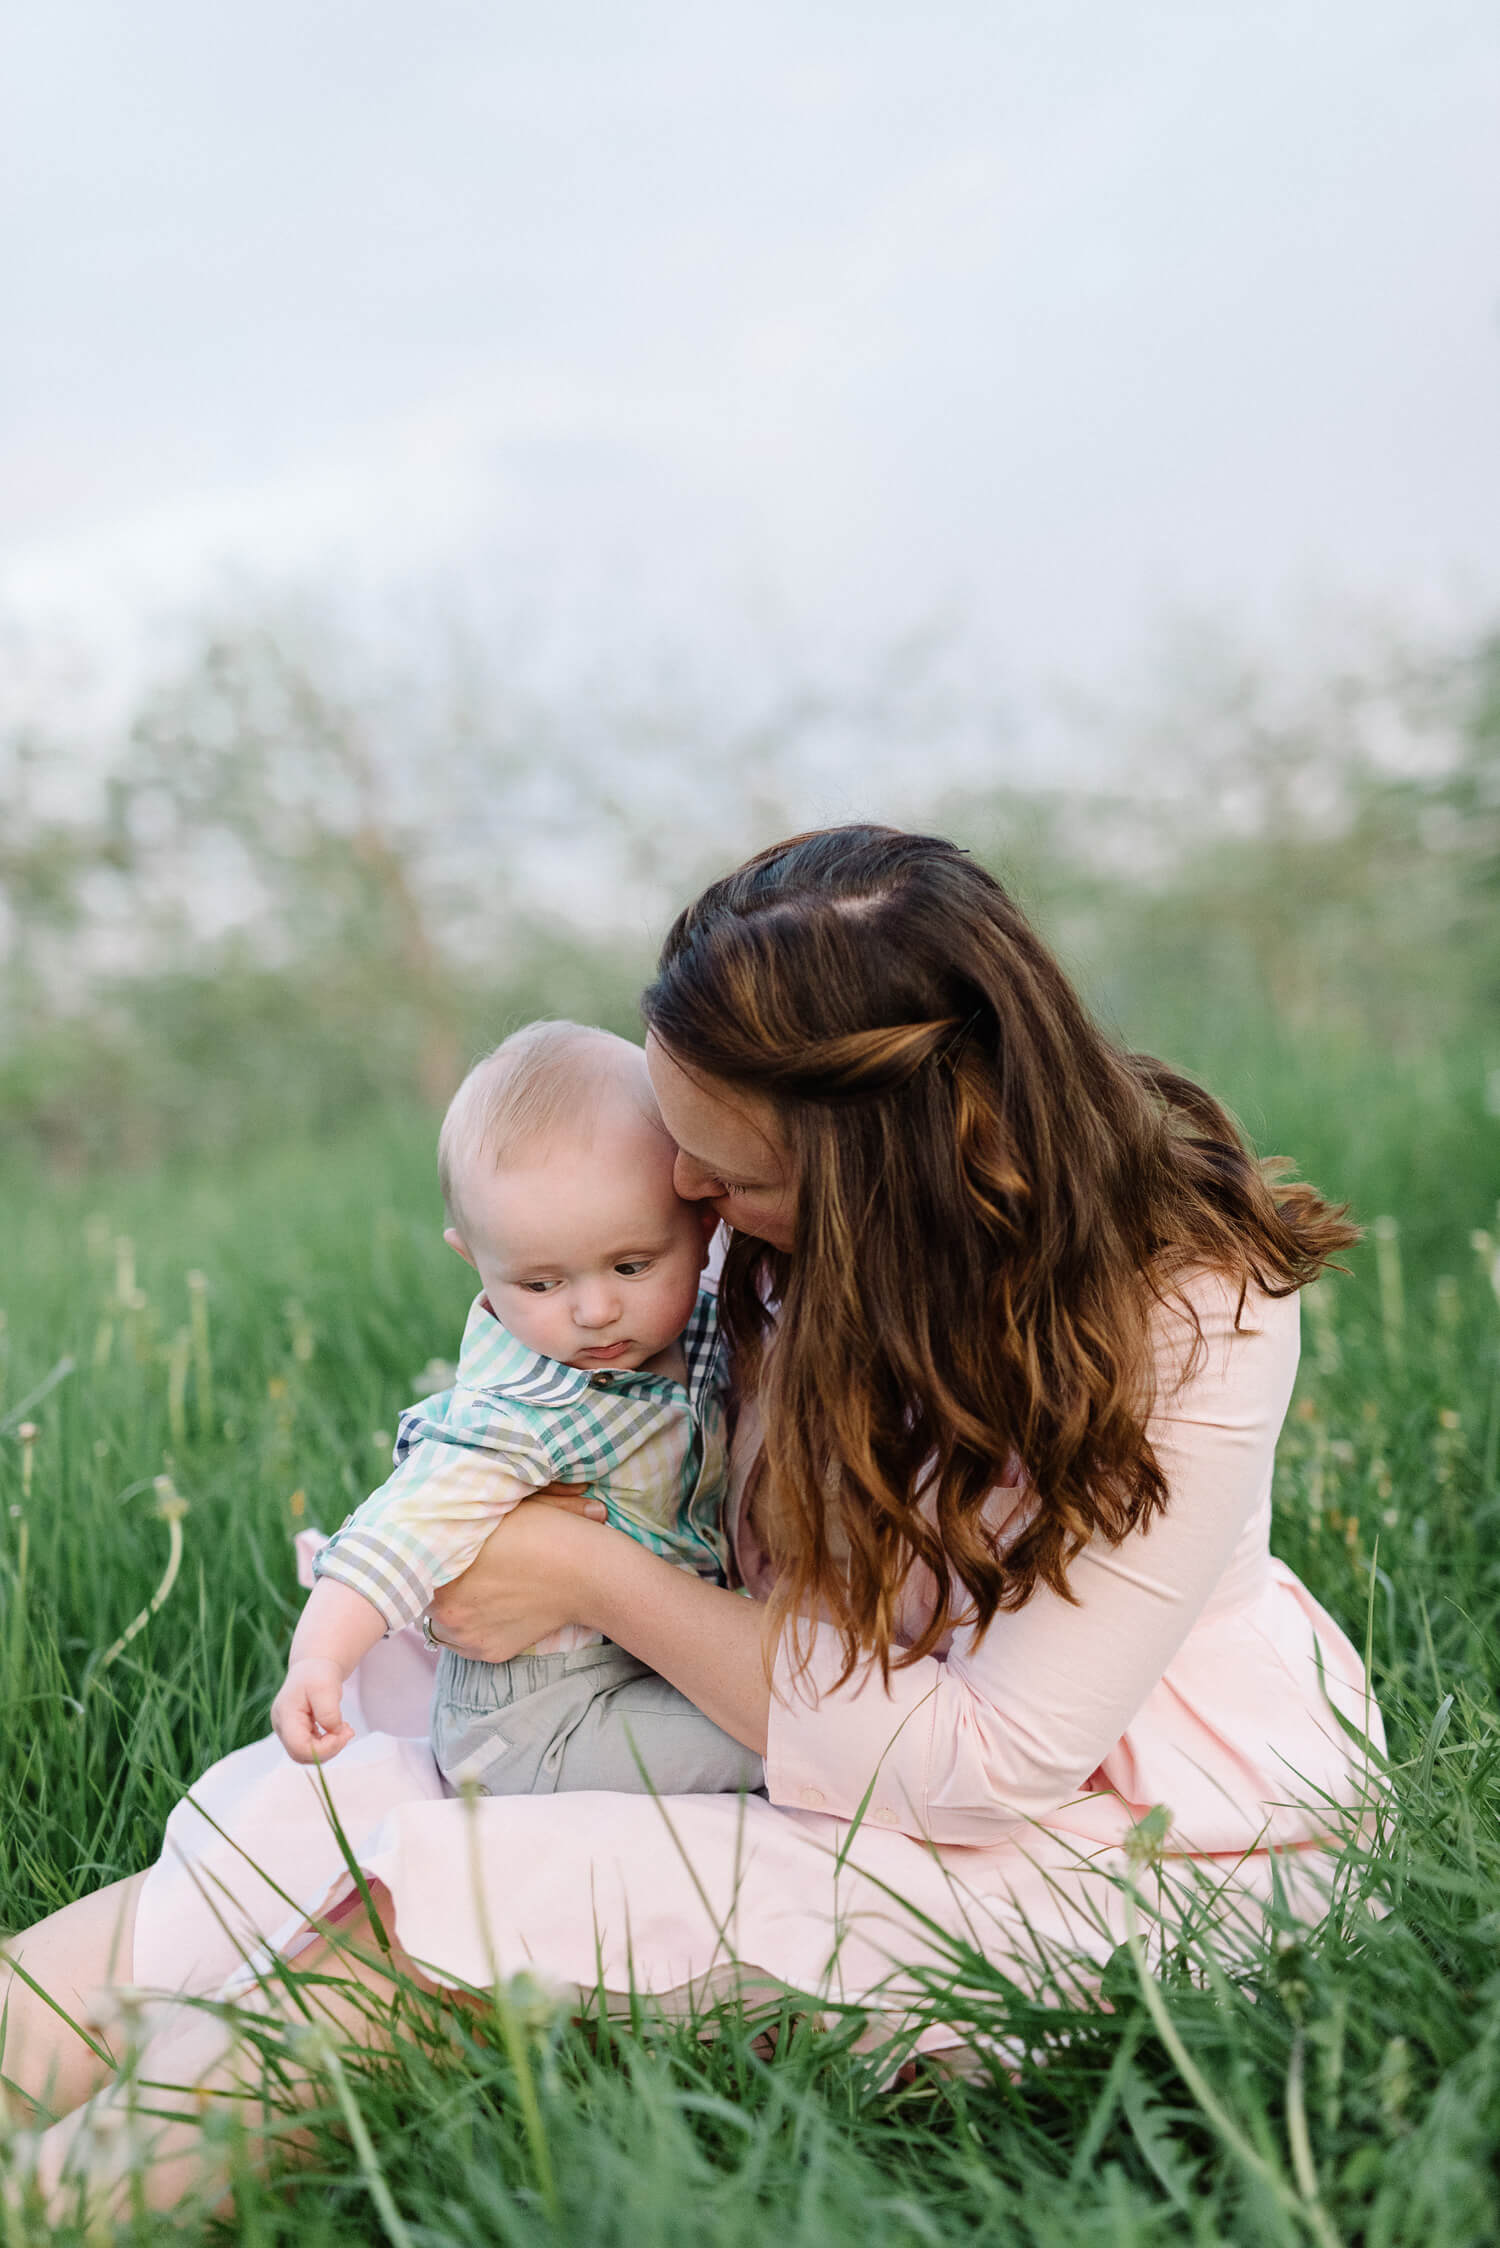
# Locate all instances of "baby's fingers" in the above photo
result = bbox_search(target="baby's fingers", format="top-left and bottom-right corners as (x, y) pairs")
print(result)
(304, 1680), (354, 1760)
(273, 1681), (351, 1764)
(303, 1722), (355, 1762)
(272, 1688), (319, 1763)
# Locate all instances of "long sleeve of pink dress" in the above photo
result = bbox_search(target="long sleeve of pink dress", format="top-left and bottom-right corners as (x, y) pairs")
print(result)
(761, 1270), (1378, 1858)
(133, 1268), (1383, 2056)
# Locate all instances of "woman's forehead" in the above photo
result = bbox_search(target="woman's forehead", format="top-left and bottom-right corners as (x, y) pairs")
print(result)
(644, 1033), (785, 1173)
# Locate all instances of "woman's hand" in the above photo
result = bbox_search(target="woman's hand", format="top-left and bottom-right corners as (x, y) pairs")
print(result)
(528, 1480), (608, 1523)
(426, 1498), (614, 1662)
(425, 1488), (778, 1755)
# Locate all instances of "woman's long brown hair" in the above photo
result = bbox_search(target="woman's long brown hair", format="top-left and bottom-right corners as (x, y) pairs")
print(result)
(642, 826), (1357, 1684)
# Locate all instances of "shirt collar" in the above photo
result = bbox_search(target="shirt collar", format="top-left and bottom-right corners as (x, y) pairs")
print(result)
(453, 1289), (720, 1410)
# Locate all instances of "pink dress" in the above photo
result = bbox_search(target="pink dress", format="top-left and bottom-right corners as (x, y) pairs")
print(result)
(134, 1272), (1383, 2055)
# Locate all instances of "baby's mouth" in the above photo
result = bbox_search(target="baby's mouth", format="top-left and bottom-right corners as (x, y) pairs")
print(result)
(575, 1340), (631, 1364)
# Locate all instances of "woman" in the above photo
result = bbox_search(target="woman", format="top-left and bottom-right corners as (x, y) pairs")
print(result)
(2, 826), (1383, 2216)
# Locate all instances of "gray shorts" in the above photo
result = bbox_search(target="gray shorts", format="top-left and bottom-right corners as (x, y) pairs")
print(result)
(431, 1641), (765, 1798)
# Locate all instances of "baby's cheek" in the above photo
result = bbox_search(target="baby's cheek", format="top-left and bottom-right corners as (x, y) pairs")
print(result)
(661, 1268), (705, 1332)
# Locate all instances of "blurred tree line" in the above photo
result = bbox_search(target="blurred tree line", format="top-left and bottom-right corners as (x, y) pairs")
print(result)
(2, 604), (1496, 1176)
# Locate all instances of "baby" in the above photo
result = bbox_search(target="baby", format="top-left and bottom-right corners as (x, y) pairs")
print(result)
(271, 1020), (762, 1798)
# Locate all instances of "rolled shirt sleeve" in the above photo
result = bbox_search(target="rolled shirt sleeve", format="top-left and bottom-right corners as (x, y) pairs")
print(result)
(313, 1420), (545, 1632)
(764, 1272), (1302, 1844)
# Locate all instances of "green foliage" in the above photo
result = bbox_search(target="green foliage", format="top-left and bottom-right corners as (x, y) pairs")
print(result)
(1, 610), (1497, 2235)
(0, 1101), (1497, 2242)
(3, 609), (1497, 1179)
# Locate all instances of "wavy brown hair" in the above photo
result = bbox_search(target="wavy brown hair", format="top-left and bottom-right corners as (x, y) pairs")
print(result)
(642, 825), (1357, 1684)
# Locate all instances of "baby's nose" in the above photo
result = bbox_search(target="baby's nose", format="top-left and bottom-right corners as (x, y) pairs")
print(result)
(571, 1282), (621, 1329)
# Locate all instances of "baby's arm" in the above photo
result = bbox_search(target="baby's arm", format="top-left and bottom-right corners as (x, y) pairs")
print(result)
(277, 1407), (558, 1761)
(271, 1579), (387, 1763)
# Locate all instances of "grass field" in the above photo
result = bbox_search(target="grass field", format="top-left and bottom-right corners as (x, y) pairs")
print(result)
(1, 1038), (1498, 2245)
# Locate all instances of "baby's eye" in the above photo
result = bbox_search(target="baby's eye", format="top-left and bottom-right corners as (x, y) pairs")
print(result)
(518, 1279), (560, 1294)
(615, 1259), (652, 1277)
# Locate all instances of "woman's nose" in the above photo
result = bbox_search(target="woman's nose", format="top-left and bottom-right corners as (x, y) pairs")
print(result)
(672, 1151), (716, 1201)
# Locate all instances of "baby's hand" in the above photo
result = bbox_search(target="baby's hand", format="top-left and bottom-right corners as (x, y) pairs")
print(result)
(272, 1657), (355, 1763)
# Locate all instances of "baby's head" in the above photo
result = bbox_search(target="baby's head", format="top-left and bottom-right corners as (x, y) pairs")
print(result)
(438, 1022), (713, 1373)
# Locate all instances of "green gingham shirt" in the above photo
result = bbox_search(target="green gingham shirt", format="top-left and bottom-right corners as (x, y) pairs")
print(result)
(313, 1287), (731, 1651)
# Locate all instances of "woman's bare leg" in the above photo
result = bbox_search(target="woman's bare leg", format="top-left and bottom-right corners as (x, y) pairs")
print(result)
(0, 1872), (147, 2121)
(28, 1883), (452, 2227)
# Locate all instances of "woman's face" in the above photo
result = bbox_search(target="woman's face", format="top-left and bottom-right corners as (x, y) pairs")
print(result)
(644, 1032), (798, 1253)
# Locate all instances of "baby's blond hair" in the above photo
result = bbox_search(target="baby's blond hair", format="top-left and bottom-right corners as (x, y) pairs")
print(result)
(438, 1021), (655, 1229)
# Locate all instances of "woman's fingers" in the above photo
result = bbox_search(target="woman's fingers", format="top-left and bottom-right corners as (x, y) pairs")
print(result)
(426, 1502), (612, 1662)
(532, 1481), (608, 1521)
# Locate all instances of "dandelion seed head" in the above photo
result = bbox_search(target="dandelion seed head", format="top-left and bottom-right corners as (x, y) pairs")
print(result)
(1123, 1802), (1171, 1870)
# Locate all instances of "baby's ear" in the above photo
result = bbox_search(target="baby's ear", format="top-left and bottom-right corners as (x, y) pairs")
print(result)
(444, 1227), (478, 1271)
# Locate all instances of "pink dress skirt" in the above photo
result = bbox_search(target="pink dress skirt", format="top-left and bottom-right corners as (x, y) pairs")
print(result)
(135, 1276), (1384, 2059)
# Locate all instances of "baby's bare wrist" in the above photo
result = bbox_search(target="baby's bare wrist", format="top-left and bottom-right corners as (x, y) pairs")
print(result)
(285, 1652), (347, 1682)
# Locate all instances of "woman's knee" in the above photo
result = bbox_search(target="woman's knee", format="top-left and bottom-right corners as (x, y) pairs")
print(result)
(0, 1869), (151, 2118)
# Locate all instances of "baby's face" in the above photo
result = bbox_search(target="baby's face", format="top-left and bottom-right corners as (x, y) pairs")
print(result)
(449, 1110), (712, 1373)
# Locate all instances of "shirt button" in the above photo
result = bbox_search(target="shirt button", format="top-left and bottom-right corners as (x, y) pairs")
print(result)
(871, 1805), (899, 1827)
(590, 1371), (615, 1388)
(799, 1786), (825, 1810)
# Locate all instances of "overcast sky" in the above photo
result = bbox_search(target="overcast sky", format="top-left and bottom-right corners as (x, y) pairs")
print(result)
(5, 0), (1499, 734)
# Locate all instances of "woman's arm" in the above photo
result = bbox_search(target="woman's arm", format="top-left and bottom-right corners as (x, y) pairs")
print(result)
(425, 1506), (778, 1754)
(430, 1274), (1296, 1831)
